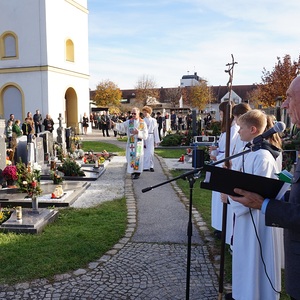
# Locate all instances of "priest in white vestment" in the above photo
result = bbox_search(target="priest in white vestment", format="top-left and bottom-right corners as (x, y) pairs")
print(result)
(112, 107), (148, 179)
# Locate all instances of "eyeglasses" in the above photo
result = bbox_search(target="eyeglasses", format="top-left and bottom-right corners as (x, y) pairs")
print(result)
(131, 112), (137, 115)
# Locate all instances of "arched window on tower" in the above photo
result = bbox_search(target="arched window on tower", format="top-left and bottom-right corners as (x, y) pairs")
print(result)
(0, 32), (18, 59)
(66, 39), (74, 62)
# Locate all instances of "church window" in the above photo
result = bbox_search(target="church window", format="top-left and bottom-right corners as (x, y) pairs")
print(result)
(66, 39), (74, 62)
(0, 32), (18, 59)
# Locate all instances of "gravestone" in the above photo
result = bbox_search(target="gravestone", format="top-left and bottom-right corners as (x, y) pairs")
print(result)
(27, 142), (35, 165)
(35, 136), (44, 166)
(14, 136), (28, 164)
(0, 119), (6, 136)
(38, 131), (53, 161)
(57, 113), (66, 153)
(0, 136), (6, 171)
(65, 127), (72, 150)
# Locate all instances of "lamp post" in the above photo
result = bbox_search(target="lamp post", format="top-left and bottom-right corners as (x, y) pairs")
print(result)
(275, 96), (283, 121)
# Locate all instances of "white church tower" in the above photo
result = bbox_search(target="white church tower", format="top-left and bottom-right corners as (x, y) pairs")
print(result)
(0, 0), (90, 133)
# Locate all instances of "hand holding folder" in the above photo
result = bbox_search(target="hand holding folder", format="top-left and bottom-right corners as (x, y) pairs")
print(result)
(201, 165), (290, 199)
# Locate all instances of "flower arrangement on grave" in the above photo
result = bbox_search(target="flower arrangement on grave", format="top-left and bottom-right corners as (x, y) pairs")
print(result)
(16, 160), (42, 198)
(32, 162), (42, 181)
(53, 143), (66, 161)
(70, 135), (83, 151)
(0, 207), (12, 225)
(57, 157), (85, 176)
(1, 165), (18, 186)
(50, 170), (64, 184)
(82, 150), (113, 164)
(69, 149), (85, 159)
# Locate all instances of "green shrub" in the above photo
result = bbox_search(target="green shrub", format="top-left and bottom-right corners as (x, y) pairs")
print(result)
(210, 121), (221, 136)
(160, 133), (183, 146)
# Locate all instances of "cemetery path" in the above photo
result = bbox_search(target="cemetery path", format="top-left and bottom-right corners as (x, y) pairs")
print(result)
(0, 130), (220, 299)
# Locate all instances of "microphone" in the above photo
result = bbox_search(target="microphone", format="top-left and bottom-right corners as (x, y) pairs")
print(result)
(142, 186), (153, 193)
(246, 121), (286, 147)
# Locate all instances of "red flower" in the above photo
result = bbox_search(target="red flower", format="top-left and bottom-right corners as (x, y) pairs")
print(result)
(2, 165), (18, 181)
(31, 181), (37, 188)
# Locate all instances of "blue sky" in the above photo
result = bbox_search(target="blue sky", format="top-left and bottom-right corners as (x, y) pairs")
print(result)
(88, 0), (300, 90)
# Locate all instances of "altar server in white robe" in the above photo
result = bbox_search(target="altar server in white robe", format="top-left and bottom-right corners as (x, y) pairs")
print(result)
(209, 101), (239, 234)
(223, 103), (252, 246)
(112, 107), (148, 180)
(142, 106), (160, 172)
(229, 110), (282, 300)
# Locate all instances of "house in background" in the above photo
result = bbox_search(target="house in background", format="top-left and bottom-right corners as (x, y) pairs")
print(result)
(115, 82), (257, 120)
(0, 0), (90, 133)
(180, 72), (205, 87)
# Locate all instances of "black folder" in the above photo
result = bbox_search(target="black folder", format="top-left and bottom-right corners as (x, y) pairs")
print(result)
(200, 164), (287, 198)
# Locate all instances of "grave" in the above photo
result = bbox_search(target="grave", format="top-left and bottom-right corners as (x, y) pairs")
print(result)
(0, 208), (59, 234)
(14, 136), (28, 164)
(38, 131), (54, 160)
(0, 114), (110, 234)
(40, 159), (108, 181)
(0, 181), (91, 208)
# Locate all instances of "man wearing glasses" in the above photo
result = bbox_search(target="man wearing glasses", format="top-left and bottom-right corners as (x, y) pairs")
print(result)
(111, 107), (148, 179)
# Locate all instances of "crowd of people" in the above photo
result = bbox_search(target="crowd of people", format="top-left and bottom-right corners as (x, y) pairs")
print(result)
(88, 109), (197, 139)
(5, 110), (54, 147)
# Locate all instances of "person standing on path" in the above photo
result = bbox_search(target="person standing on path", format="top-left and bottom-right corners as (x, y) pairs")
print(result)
(156, 111), (163, 140)
(141, 106), (160, 172)
(111, 107), (148, 179)
(100, 111), (110, 137)
(82, 112), (89, 135)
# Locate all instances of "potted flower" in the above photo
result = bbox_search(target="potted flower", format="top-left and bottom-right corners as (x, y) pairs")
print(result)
(1, 165), (18, 187)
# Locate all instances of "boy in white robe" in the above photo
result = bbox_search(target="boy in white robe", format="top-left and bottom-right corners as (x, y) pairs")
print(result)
(229, 110), (282, 300)
(112, 107), (148, 179)
(142, 106), (160, 172)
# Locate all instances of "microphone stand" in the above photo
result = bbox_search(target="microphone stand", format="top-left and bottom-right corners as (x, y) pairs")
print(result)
(142, 146), (254, 300)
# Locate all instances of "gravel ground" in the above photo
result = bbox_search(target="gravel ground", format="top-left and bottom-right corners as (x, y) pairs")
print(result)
(70, 156), (127, 208)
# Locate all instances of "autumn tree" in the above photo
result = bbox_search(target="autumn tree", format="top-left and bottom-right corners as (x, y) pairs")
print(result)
(134, 75), (159, 106)
(164, 87), (182, 107)
(187, 81), (213, 110)
(93, 80), (122, 108)
(255, 54), (300, 107)
(246, 88), (261, 108)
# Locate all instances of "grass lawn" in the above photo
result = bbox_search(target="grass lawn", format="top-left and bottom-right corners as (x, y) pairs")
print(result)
(0, 199), (127, 285)
(82, 141), (125, 155)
